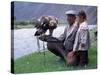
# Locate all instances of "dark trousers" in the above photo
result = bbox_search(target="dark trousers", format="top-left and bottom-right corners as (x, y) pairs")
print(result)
(74, 50), (88, 66)
(47, 42), (66, 60)
(47, 42), (75, 63)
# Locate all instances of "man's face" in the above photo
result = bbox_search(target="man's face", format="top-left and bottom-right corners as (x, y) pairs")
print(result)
(67, 14), (76, 25)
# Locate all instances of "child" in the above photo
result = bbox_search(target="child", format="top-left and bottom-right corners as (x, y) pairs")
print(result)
(72, 10), (90, 66)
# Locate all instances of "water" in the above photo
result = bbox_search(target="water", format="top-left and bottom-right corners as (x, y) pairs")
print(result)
(12, 25), (97, 59)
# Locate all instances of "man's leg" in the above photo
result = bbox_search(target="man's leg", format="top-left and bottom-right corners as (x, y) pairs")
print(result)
(47, 42), (67, 62)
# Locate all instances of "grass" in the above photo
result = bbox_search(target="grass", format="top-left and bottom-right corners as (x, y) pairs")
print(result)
(13, 41), (97, 74)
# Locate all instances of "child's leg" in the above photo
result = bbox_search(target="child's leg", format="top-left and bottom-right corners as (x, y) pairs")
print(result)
(79, 51), (88, 66)
(74, 51), (80, 66)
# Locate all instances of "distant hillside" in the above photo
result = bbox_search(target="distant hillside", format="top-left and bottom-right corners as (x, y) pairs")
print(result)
(11, 1), (97, 25)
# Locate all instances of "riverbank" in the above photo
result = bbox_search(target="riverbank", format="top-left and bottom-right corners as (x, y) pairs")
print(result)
(13, 24), (96, 29)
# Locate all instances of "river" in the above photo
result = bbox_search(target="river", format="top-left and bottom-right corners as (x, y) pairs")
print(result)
(12, 25), (97, 59)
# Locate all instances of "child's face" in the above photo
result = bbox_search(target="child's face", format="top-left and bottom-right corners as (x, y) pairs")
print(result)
(77, 15), (84, 24)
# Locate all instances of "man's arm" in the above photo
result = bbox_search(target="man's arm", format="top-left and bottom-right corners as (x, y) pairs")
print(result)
(58, 27), (66, 42)
(73, 32), (78, 52)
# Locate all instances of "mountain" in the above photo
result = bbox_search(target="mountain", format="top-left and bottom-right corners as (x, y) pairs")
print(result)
(11, 1), (97, 25)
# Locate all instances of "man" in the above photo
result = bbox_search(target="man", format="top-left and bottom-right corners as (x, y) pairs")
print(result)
(59, 10), (78, 53)
(71, 10), (90, 66)
(47, 10), (78, 63)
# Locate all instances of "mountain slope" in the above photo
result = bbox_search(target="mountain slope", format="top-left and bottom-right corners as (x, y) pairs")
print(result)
(12, 1), (97, 25)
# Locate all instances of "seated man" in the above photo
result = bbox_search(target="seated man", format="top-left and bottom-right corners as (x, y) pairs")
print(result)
(47, 10), (78, 63)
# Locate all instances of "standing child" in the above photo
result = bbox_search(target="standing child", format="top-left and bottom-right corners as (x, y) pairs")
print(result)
(72, 10), (90, 67)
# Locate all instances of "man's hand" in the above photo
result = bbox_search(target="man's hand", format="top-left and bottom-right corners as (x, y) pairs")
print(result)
(66, 51), (76, 65)
(67, 51), (75, 57)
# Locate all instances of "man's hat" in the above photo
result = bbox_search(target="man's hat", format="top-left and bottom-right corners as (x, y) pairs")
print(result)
(65, 10), (77, 15)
